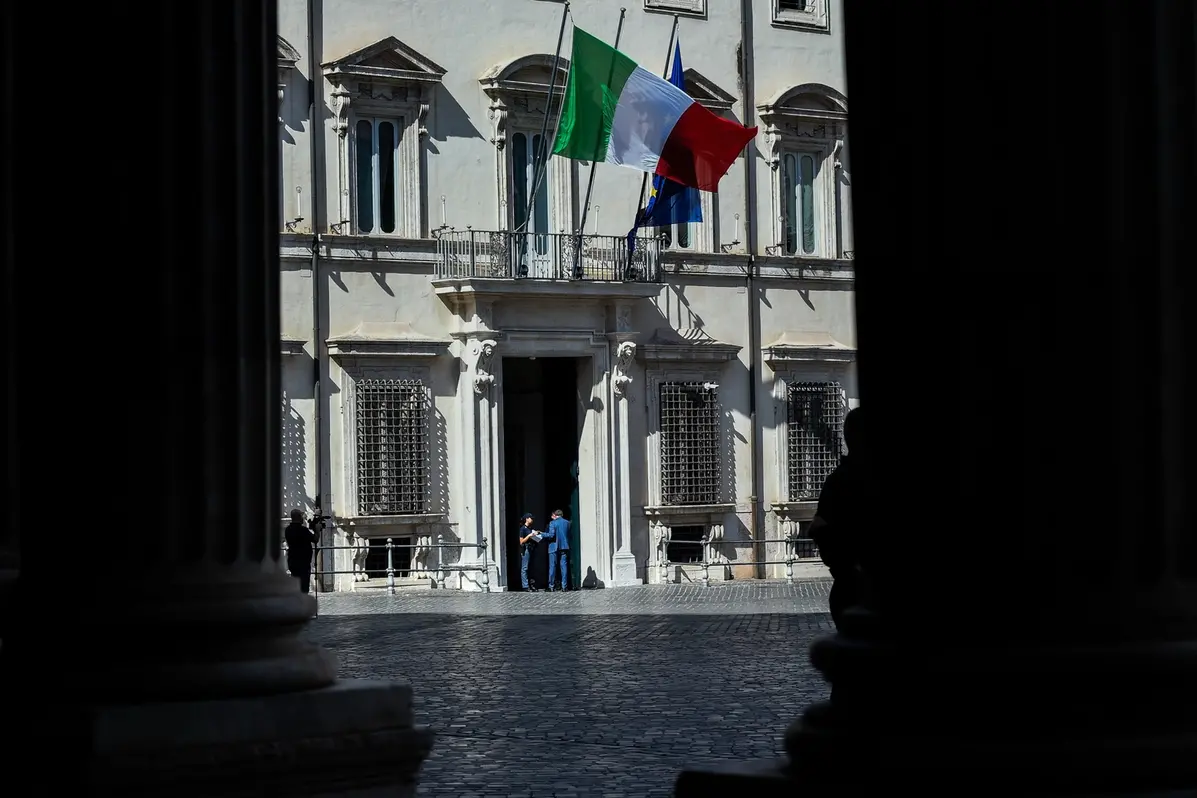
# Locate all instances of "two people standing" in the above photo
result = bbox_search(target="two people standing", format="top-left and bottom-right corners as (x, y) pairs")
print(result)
(516, 509), (572, 592)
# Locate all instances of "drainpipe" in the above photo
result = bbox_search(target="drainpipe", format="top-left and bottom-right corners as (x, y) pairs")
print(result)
(305, 0), (331, 590)
(739, 0), (765, 573)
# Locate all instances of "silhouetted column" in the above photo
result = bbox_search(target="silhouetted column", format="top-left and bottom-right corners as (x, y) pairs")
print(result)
(3, 3), (432, 794)
(677, 1), (1196, 794)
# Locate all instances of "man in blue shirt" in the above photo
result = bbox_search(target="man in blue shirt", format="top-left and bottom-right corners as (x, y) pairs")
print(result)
(542, 509), (571, 592)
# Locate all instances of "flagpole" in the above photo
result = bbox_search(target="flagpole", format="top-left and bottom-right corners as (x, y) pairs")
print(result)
(574, 7), (627, 275)
(634, 14), (681, 219)
(516, 0), (570, 237)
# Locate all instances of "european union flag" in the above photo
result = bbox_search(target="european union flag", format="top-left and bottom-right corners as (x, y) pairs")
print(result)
(628, 40), (702, 255)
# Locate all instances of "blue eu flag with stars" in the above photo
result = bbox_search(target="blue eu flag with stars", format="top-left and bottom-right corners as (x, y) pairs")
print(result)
(628, 40), (702, 257)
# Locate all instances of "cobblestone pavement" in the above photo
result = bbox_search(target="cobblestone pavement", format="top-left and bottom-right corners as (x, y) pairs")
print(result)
(305, 581), (833, 797)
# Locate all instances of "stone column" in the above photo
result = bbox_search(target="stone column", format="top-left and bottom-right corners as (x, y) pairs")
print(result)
(457, 336), (499, 591)
(676, 1), (1197, 794)
(610, 339), (640, 586)
(2, 3), (432, 793)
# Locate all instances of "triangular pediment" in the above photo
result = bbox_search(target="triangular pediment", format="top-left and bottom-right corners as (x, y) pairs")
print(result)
(322, 36), (447, 86)
(682, 69), (736, 112)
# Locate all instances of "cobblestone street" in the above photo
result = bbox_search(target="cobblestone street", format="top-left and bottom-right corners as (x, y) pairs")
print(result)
(305, 581), (833, 797)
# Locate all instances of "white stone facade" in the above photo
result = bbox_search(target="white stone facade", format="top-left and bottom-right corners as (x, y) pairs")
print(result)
(278, 0), (857, 591)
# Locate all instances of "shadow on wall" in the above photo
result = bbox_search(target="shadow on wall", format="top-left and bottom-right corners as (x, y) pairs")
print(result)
(432, 408), (451, 516)
(426, 88), (484, 155)
(281, 388), (308, 516)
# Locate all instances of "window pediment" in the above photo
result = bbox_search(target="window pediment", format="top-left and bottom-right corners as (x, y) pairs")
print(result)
(763, 331), (855, 367)
(327, 322), (451, 359)
(480, 54), (571, 140)
(278, 36), (301, 108)
(682, 69), (737, 115)
(758, 83), (848, 141)
(640, 327), (742, 364)
(322, 36), (447, 89)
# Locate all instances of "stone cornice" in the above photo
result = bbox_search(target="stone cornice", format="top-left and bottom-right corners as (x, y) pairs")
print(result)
(640, 328), (742, 364)
(280, 234), (437, 266)
(763, 331), (856, 367)
(326, 322), (451, 359)
(281, 337), (308, 357)
(432, 278), (664, 302)
(660, 250), (854, 283)
(642, 503), (737, 518)
(338, 513), (447, 531)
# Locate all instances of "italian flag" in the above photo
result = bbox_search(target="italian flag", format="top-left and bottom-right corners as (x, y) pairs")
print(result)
(553, 27), (758, 193)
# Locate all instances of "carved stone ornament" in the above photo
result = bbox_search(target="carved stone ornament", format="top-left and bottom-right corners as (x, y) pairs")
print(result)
(472, 339), (498, 394)
(613, 341), (637, 397)
(331, 85), (352, 139)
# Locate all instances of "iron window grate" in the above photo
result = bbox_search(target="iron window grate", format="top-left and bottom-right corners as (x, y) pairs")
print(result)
(659, 382), (721, 505)
(356, 378), (429, 516)
(787, 382), (845, 500)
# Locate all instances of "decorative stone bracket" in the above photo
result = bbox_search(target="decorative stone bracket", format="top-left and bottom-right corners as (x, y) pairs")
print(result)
(471, 339), (498, 394)
(613, 341), (637, 397)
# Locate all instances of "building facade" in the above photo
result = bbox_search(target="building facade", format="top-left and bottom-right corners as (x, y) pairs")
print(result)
(277, 0), (857, 591)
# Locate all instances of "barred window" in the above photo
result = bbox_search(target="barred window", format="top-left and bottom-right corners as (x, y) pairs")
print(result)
(786, 382), (845, 500)
(659, 382), (721, 505)
(355, 378), (429, 516)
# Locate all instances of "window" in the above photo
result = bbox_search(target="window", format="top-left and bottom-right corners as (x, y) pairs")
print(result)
(772, 0), (830, 32)
(782, 152), (819, 256)
(786, 382), (845, 500)
(759, 85), (848, 257)
(510, 131), (551, 251)
(659, 382), (721, 505)
(364, 536), (414, 578)
(666, 525), (705, 563)
(660, 222), (692, 250)
(353, 117), (402, 235)
(355, 378), (429, 515)
(644, 0), (706, 18)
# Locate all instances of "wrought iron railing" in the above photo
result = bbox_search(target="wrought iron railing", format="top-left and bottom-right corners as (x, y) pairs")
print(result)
(434, 229), (662, 282)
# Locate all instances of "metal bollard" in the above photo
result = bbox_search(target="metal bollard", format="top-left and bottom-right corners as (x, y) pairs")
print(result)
(386, 537), (396, 595)
(701, 533), (710, 588)
(437, 532), (444, 585)
(785, 530), (795, 584)
(480, 538), (490, 593)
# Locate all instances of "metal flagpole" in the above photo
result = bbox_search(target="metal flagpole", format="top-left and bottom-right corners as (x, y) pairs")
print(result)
(634, 15), (681, 221)
(514, 0), (571, 276)
(574, 7), (627, 277)
(517, 0), (570, 236)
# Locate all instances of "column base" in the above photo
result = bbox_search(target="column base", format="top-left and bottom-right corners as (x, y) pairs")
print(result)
(610, 551), (641, 587)
(675, 757), (1196, 797)
(72, 679), (434, 796)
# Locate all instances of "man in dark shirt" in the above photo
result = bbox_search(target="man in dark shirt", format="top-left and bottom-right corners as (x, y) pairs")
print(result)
(284, 508), (317, 594)
(810, 406), (869, 628)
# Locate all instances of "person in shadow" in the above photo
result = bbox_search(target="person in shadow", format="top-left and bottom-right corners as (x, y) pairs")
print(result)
(809, 406), (870, 628)
(517, 513), (542, 592)
(284, 508), (317, 594)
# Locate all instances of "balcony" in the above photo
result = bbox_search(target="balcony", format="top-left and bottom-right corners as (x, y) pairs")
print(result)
(435, 230), (662, 283)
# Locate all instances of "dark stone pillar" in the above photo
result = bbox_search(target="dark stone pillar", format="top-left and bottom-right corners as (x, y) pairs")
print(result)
(678, 1), (1196, 794)
(1, 3), (431, 794)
